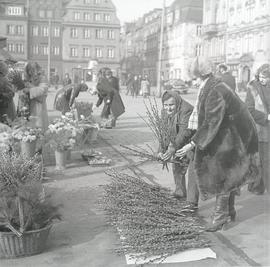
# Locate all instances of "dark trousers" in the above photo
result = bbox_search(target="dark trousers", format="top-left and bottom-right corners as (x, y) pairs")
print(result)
(172, 160), (199, 204)
(249, 142), (269, 194)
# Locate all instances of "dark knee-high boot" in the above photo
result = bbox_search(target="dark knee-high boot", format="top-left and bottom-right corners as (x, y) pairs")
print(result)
(206, 193), (231, 232)
(229, 191), (236, 221)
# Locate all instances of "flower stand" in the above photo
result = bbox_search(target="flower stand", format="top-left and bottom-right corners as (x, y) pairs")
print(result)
(20, 140), (36, 158)
(55, 150), (67, 170)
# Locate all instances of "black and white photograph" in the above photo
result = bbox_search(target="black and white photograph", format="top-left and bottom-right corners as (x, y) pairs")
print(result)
(0, 0), (269, 266)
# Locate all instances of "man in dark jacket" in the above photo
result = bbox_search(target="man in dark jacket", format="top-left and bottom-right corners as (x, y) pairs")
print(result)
(245, 64), (270, 194)
(217, 63), (236, 92)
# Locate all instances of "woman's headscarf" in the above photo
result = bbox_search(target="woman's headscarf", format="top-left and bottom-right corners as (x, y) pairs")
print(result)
(161, 90), (182, 115)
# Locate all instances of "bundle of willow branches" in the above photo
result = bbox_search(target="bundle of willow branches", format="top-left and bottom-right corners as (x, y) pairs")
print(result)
(102, 170), (209, 263)
(141, 98), (175, 154)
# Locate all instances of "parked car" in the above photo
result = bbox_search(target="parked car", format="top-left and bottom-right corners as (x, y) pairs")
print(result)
(164, 79), (189, 94)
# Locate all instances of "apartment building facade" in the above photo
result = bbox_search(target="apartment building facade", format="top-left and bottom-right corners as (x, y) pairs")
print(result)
(62, 0), (121, 82)
(203, 0), (270, 85)
(0, 0), (29, 62)
(162, 0), (203, 81)
(28, 0), (64, 79)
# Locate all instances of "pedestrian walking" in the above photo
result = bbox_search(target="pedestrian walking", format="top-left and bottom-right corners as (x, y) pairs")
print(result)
(63, 73), (72, 86)
(245, 64), (270, 194)
(126, 73), (133, 96)
(176, 57), (259, 231)
(54, 83), (88, 115)
(158, 90), (199, 208)
(141, 75), (150, 98)
(133, 75), (140, 97)
(105, 69), (125, 127)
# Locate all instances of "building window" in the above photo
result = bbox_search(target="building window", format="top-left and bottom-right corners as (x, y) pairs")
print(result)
(41, 26), (49, 37)
(7, 6), (22, 16)
(47, 10), (53, 18)
(104, 14), (111, 22)
(95, 47), (103, 58)
(74, 12), (80, 20)
(83, 47), (91, 57)
(32, 45), (39, 55)
(94, 13), (101, 21)
(107, 29), (115, 39)
(95, 29), (103, 39)
(7, 25), (15, 35)
(17, 25), (24, 35)
(83, 29), (91, 39)
(107, 48), (115, 58)
(16, 43), (24, 54)
(84, 12), (91, 20)
(39, 10), (45, 18)
(84, 0), (91, 3)
(70, 28), (78, 38)
(7, 43), (15, 52)
(53, 46), (60, 55)
(40, 45), (49, 55)
(94, 0), (101, 4)
(32, 26), (39, 36)
(70, 47), (78, 57)
(53, 27), (60, 37)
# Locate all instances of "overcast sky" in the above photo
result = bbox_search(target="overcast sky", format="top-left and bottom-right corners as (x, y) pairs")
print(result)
(113, 0), (174, 23)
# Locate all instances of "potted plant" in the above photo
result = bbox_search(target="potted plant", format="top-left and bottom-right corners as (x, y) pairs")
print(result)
(45, 117), (82, 170)
(12, 126), (41, 158)
(0, 152), (61, 258)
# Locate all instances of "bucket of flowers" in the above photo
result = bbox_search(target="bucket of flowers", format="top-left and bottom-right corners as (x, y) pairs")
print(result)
(44, 117), (83, 170)
(0, 152), (61, 258)
(12, 126), (41, 158)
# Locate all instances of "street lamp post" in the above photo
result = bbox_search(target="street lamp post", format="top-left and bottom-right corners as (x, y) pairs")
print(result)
(156, 0), (166, 98)
(47, 19), (51, 85)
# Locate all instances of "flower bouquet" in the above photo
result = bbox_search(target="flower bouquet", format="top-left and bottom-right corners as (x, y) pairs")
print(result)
(74, 101), (93, 120)
(44, 117), (83, 170)
(12, 126), (41, 158)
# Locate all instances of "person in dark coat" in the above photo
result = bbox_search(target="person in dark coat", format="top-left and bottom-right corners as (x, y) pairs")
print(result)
(158, 90), (199, 207)
(176, 57), (259, 231)
(245, 64), (270, 194)
(126, 73), (133, 95)
(54, 83), (88, 115)
(63, 73), (72, 87)
(0, 61), (16, 123)
(105, 69), (124, 127)
(95, 68), (125, 128)
(217, 63), (236, 92)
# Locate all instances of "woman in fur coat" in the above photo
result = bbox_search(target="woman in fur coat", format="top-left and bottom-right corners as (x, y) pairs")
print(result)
(176, 57), (259, 231)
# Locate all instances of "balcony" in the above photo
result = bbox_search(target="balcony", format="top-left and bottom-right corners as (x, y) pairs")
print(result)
(203, 24), (218, 35)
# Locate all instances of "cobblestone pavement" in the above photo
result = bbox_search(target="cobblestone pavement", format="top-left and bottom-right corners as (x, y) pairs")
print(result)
(1, 89), (269, 267)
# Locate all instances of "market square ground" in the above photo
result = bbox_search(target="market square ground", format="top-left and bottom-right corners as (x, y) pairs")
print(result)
(1, 88), (270, 267)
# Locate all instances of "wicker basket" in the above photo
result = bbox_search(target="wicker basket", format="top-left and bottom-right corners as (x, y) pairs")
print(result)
(0, 225), (52, 258)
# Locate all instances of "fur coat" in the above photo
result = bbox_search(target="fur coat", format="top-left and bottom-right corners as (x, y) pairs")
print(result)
(191, 75), (259, 200)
